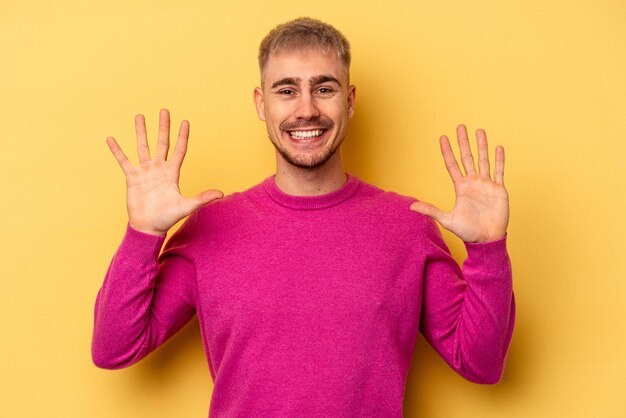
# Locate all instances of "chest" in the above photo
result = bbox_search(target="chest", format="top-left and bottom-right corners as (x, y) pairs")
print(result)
(199, 219), (424, 331)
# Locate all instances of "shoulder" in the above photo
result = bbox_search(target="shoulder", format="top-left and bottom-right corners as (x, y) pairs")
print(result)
(165, 179), (267, 251)
(193, 179), (266, 228)
(341, 177), (447, 254)
(353, 178), (430, 224)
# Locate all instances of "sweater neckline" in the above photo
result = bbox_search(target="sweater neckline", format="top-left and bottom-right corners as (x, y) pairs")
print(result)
(262, 174), (361, 210)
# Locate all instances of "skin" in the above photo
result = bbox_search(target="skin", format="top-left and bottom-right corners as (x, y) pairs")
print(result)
(409, 125), (509, 242)
(253, 48), (356, 196)
(105, 110), (223, 236)
(106, 47), (508, 242)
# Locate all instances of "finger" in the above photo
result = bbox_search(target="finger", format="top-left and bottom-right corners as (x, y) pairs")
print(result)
(170, 119), (190, 169)
(440, 135), (463, 182)
(456, 124), (476, 175)
(476, 128), (490, 178)
(410, 201), (450, 228)
(184, 189), (224, 214)
(106, 136), (133, 174)
(494, 145), (505, 185)
(135, 114), (150, 162)
(155, 108), (170, 160)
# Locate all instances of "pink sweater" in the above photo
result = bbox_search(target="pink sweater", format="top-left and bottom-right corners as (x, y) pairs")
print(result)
(92, 174), (515, 417)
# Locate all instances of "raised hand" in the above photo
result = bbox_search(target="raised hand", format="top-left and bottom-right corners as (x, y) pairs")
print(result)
(410, 125), (509, 243)
(106, 109), (223, 236)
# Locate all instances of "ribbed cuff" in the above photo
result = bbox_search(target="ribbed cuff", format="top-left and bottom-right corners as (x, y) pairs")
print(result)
(118, 223), (167, 261)
(464, 234), (510, 275)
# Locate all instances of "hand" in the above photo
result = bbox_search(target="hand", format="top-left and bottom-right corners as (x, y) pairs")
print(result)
(106, 109), (223, 236)
(410, 125), (509, 243)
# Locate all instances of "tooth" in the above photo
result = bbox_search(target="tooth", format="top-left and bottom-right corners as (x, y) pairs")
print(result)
(290, 129), (323, 139)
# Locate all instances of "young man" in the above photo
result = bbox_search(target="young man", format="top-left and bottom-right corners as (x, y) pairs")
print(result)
(93, 17), (514, 417)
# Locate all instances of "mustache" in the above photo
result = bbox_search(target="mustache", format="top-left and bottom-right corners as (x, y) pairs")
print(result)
(280, 117), (334, 131)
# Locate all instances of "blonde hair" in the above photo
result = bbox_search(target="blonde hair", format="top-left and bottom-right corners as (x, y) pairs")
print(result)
(258, 17), (351, 79)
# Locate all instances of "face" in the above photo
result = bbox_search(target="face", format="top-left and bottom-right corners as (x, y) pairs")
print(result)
(254, 48), (356, 170)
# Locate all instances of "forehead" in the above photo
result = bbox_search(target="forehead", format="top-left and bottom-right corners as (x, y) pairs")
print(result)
(262, 47), (348, 86)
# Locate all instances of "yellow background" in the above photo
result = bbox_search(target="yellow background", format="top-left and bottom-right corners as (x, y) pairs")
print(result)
(1, 0), (624, 416)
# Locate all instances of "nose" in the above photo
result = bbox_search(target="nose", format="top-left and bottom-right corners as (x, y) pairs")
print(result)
(294, 92), (320, 120)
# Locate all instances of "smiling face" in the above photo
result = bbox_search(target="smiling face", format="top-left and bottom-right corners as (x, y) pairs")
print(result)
(254, 48), (356, 170)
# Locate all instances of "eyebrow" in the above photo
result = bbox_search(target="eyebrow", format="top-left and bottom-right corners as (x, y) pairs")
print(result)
(311, 75), (341, 86)
(271, 74), (342, 90)
(271, 77), (300, 89)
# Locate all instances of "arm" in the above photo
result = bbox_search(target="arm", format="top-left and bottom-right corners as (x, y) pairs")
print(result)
(91, 222), (198, 369)
(91, 109), (222, 369)
(419, 221), (514, 384)
(411, 125), (514, 383)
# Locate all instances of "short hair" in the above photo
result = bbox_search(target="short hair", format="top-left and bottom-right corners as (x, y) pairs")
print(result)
(258, 17), (351, 80)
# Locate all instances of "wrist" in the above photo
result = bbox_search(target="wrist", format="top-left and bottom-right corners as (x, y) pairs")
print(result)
(127, 222), (167, 237)
(462, 224), (508, 243)
(466, 232), (507, 244)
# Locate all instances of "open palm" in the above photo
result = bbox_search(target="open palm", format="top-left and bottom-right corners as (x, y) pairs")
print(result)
(411, 125), (509, 243)
(106, 109), (223, 236)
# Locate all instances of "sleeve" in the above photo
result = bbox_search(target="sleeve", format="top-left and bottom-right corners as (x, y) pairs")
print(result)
(91, 214), (200, 370)
(418, 219), (515, 384)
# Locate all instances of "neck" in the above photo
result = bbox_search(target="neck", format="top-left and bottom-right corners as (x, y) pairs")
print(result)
(274, 151), (347, 196)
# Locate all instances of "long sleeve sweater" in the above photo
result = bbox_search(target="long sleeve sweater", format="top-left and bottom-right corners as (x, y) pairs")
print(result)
(92, 174), (515, 418)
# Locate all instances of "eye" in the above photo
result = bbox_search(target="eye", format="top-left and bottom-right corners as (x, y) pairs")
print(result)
(318, 87), (333, 94)
(278, 89), (294, 95)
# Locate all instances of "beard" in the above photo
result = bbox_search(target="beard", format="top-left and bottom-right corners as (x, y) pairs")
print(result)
(269, 116), (341, 169)
(271, 136), (342, 169)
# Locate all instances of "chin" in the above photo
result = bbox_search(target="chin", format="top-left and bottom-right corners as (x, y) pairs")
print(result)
(279, 147), (339, 170)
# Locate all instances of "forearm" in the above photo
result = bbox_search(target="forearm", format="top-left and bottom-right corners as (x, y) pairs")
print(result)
(456, 237), (514, 383)
(91, 225), (195, 369)
(421, 235), (515, 384)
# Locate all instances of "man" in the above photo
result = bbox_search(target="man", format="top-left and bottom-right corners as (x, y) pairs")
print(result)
(93, 17), (514, 417)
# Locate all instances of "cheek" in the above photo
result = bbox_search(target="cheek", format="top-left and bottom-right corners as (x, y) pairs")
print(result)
(267, 108), (291, 127)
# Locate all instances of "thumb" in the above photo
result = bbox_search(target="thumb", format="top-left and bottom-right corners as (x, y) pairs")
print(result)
(185, 189), (224, 213)
(410, 201), (449, 226)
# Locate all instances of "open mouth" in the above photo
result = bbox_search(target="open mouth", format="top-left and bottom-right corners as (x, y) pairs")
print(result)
(287, 129), (327, 141)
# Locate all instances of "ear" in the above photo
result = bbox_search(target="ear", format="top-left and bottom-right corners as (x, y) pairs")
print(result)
(347, 84), (356, 118)
(253, 87), (266, 121)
